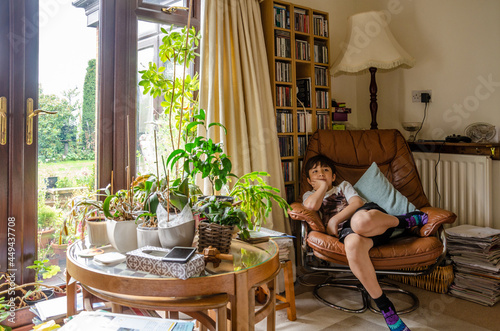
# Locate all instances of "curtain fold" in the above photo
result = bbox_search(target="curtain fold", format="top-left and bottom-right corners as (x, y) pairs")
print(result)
(199, 0), (289, 233)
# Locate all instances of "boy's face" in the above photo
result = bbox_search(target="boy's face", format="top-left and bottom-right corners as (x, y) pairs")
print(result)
(307, 163), (336, 190)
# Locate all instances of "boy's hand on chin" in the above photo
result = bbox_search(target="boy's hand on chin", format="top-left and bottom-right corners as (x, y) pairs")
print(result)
(310, 179), (327, 191)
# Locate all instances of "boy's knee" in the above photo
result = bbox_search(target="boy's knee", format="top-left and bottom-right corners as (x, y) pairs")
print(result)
(351, 210), (372, 234)
(344, 234), (371, 255)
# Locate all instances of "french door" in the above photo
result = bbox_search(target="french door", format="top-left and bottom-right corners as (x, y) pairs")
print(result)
(0, 0), (39, 284)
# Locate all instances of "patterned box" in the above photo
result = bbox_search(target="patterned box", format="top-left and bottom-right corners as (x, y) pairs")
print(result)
(126, 246), (205, 280)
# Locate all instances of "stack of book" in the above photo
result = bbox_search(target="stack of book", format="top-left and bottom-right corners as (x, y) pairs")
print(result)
(446, 224), (500, 306)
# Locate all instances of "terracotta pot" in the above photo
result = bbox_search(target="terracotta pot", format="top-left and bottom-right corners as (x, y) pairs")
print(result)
(50, 242), (68, 264)
(106, 218), (138, 253)
(0, 306), (36, 329)
(86, 216), (109, 246)
(54, 284), (82, 298)
(38, 228), (55, 248)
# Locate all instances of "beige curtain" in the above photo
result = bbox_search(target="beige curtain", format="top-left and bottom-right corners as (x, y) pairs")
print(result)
(199, 0), (289, 233)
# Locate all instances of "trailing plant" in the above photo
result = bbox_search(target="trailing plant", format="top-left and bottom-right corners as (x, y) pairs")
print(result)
(229, 172), (291, 240)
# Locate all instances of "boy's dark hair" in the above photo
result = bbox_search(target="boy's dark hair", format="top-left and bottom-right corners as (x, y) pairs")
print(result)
(304, 155), (336, 178)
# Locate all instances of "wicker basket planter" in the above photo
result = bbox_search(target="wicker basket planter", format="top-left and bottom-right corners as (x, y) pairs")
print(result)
(197, 222), (234, 254)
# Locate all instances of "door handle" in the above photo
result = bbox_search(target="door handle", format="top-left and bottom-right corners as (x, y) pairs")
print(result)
(26, 98), (57, 145)
(0, 96), (6, 145)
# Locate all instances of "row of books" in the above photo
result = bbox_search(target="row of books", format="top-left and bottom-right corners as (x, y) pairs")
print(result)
(297, 135), (308, 156)
(316, 110), (329, 129)
(273, 5), (328, 38)
(276, 61), (291, 82)
(313, 14), (328, 37)
(314, 65), (328, 86)
(276, 85), (292, 107)
(295, 39), (310, 61)
(294, 8), (309, 33)
(316, 90), (329, 109)
(297, 111), (312, 132)
(273, 4), (290, 29)
(282, 161), (294, 182)
(446, 225), (500, 306)
(314, 43), (328, 64)
(275, 30), (291, 58)
(278, 136), (293, 157)
(276, 110), (293, 133)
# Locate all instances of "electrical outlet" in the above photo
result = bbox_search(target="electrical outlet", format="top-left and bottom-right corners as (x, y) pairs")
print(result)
(412, 90), (432, 103)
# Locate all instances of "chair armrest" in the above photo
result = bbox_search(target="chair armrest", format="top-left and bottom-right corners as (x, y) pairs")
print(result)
(419, 206), (457, 237)
(288, 202), (326, 233)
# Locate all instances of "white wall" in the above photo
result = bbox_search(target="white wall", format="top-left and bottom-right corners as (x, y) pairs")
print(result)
(289, 0), (500, 136)
(345, 0), (500, 138)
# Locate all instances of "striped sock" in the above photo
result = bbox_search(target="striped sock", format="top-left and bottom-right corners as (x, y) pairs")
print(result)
(374, 294), (411, 331)
(397, 211), (428, 229)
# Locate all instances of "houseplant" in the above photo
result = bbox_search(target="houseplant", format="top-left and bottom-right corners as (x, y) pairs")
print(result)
(193, 195), (246, 253)
(228, 171), (291, 240)
(103, 184), (145, 253)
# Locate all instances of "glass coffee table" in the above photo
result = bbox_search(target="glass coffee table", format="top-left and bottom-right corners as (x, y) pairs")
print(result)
(66, 239), (280, 331)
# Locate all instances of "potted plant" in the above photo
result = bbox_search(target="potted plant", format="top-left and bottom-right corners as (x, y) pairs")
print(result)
(103, 183), (146, 253)
(193, 195), (247, 253)
(37, 204), (60, 249)
(228, 171), (291, 240)
(62, 190), (109, 247)
(23, 259), (61, 305)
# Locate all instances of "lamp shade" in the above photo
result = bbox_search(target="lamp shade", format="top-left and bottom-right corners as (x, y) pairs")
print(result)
(332, 11), (415, 76)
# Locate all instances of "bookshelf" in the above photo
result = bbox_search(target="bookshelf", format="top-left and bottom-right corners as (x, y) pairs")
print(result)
(260, 0), (332, 202)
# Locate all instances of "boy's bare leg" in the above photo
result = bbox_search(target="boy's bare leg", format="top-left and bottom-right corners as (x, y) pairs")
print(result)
(350, 210), (398, 238)
(343, 233), (382, 298)
(344, 233), (411, 331)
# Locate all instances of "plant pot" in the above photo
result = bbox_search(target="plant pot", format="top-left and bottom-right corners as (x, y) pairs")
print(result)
(197, 222), (234, 254)
(86, 216), (109, 246)
(137, 224), (161, 248)
(0, 306), (35, 329)
(25, 289), (54, 306)
(106, 218), (138, 253)
(46, 176), (58, 189)
(38, 228), (55, 248)
(50, 242), (68, 265)
(54, 284), (82, 298)
(158, 218), (195, 249)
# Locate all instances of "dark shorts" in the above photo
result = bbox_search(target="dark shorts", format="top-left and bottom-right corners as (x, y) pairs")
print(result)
(338, 202), (406, 247)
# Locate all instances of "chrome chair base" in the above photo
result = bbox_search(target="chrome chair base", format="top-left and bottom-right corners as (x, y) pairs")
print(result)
(313, 277), (419, 314)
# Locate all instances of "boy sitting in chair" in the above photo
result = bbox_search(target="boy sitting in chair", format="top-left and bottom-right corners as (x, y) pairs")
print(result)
(303, 155), (428, 331)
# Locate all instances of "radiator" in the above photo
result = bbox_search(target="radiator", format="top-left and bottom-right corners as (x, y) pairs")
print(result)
(412, 152), (493, 227)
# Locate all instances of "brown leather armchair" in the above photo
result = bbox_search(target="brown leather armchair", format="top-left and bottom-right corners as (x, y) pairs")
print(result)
(288, 129), (456, 313)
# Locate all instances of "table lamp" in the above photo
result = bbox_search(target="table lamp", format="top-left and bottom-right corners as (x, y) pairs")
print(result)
(332, 11), (415, 129)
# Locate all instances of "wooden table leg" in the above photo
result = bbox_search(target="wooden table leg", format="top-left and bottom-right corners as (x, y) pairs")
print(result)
(266, 277), (276, 331)
(234, 271), (250, 330)
(111, 303), (123, 313)
(283, 260), (296, 321)
(66, 270), (76, 317)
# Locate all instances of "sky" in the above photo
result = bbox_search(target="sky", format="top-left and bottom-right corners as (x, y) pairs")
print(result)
(39, 1), (97, 101)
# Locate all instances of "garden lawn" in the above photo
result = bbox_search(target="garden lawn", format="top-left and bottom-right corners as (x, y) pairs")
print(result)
(39, 160), (95, 178)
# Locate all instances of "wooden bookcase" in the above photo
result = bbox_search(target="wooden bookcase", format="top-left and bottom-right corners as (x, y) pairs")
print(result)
(260, 0), (332, 202)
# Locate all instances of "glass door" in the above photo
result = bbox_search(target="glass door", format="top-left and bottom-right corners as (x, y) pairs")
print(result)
(0, 0), (40, 284)
(36, 0), (98, 282)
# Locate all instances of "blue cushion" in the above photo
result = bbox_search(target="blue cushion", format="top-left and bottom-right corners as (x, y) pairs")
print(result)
(353, 162), (417, 215)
